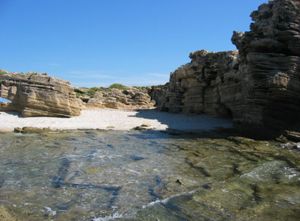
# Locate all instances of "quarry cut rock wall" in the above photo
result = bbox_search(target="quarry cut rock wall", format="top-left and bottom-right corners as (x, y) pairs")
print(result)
(0, 72), (82, 117)
(154, 0), (300, 133)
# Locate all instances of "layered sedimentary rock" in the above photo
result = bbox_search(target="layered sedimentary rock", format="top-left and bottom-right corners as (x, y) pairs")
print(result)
(76, 87), (155, 110)
(149, 84), (169, 109)
(232, 0), (300, 130)
(155, 50), (240, 117)
(0, 72), (81, 117)
(156, 0), (300, 133)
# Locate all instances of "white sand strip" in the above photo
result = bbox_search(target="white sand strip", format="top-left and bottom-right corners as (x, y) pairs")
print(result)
(0, 109), (232, 132)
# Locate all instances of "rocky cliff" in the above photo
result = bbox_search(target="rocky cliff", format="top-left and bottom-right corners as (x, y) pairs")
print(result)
(155, 0), (300, 134)
(155, 50), (240, 117)
(232, 0), (300, 131)
(0, 72), (82, 117)
(76, 87), (155, 110)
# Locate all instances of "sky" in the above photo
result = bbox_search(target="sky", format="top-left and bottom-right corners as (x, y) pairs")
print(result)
(0, 0), (267, 87)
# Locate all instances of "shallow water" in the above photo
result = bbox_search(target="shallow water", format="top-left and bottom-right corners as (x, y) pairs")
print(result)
(0, 130), (299, 221)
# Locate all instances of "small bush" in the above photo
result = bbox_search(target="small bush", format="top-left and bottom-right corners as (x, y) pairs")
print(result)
(86, 87), (101, 97)
(108, 83), (128, 90)
(0, 70), (7, 75)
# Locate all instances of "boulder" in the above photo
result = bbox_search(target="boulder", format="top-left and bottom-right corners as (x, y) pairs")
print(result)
(0, 72), (82, 117)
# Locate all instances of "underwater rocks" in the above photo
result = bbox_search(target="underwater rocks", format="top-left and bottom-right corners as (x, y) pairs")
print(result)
(133, 137), (300, 221)
(0, 207), (17, 221)
(0, 72), (82, 117)
(0, 131), (299, 220)
(132, 123), (153, 131)
(281, 142), (300, 150)
(14, 127), (54, 134)
(155, 0), (300, 136)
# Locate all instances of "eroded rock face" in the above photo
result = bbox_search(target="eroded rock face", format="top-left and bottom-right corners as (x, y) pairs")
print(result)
(232, 0), (300, 131)
(77, 87), (155, 110)
(156, 50), (240, 118)
(149, 84), (169, 110)
(0, 72), (82, 117)
(157, 0), (300, 134)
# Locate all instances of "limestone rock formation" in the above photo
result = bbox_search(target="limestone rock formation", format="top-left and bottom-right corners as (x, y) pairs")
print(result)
(155, 50), (240, 117)
(155, 0), (300, 134)
(0, 72), (82, 117)
(149, 84), (169, 109)
(77, 87), (155, 110)
(232, 0), (300, 131)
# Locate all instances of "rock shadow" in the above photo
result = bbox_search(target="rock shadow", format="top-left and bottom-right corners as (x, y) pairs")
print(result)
(133, 109), (233, 133)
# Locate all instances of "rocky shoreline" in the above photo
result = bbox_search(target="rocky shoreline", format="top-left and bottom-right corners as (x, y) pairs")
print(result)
(0, 1), (300, 220)
(0, 109), (232, 133)
(1, 0), (300, 139)
(0, 129), (299, 221)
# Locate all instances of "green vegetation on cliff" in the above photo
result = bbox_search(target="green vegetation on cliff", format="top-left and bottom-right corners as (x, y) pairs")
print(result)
(74, 83), (153, 100)
(0, 70), (7, 75)
(108, 83), (128, 90)
(75, 83), (129, 98)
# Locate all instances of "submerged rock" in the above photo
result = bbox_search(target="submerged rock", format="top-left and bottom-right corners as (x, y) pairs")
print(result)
(0, 130), (299, 221)
(0, 207), (17, 221)
(14, 127), (54, 134)
(281, 142), (300, 150)
(0, 72), (82, 117)
(43, 207), (57, 217)
(241, 160), (300, 183)
(132, 124), (153, 131)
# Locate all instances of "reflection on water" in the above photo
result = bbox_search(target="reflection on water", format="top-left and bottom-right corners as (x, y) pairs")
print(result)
(0, 130), (299, 221)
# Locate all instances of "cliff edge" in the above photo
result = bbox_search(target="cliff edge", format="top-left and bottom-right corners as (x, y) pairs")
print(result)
(153, 0), (300, 136)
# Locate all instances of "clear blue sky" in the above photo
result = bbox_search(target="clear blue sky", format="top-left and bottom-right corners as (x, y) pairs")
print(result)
(0, 0), (267, 87)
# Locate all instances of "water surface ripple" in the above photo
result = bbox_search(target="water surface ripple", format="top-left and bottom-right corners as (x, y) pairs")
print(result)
(0, 130), (299, 221)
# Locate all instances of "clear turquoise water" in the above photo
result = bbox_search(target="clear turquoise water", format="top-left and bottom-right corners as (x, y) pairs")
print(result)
(0, 130), (299, 221)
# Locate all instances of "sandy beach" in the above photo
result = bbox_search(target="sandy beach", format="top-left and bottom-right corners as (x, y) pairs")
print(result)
(0, 109), (232, 132)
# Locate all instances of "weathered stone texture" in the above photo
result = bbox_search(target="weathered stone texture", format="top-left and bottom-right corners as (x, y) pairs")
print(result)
(157, 50), (240, 118)
(149, 84), (169, 110)
(232, 0), (300, 130)
(157, 0), (300, 133)
(77, 87), (155, 110)
(0, 73), (82, 117)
